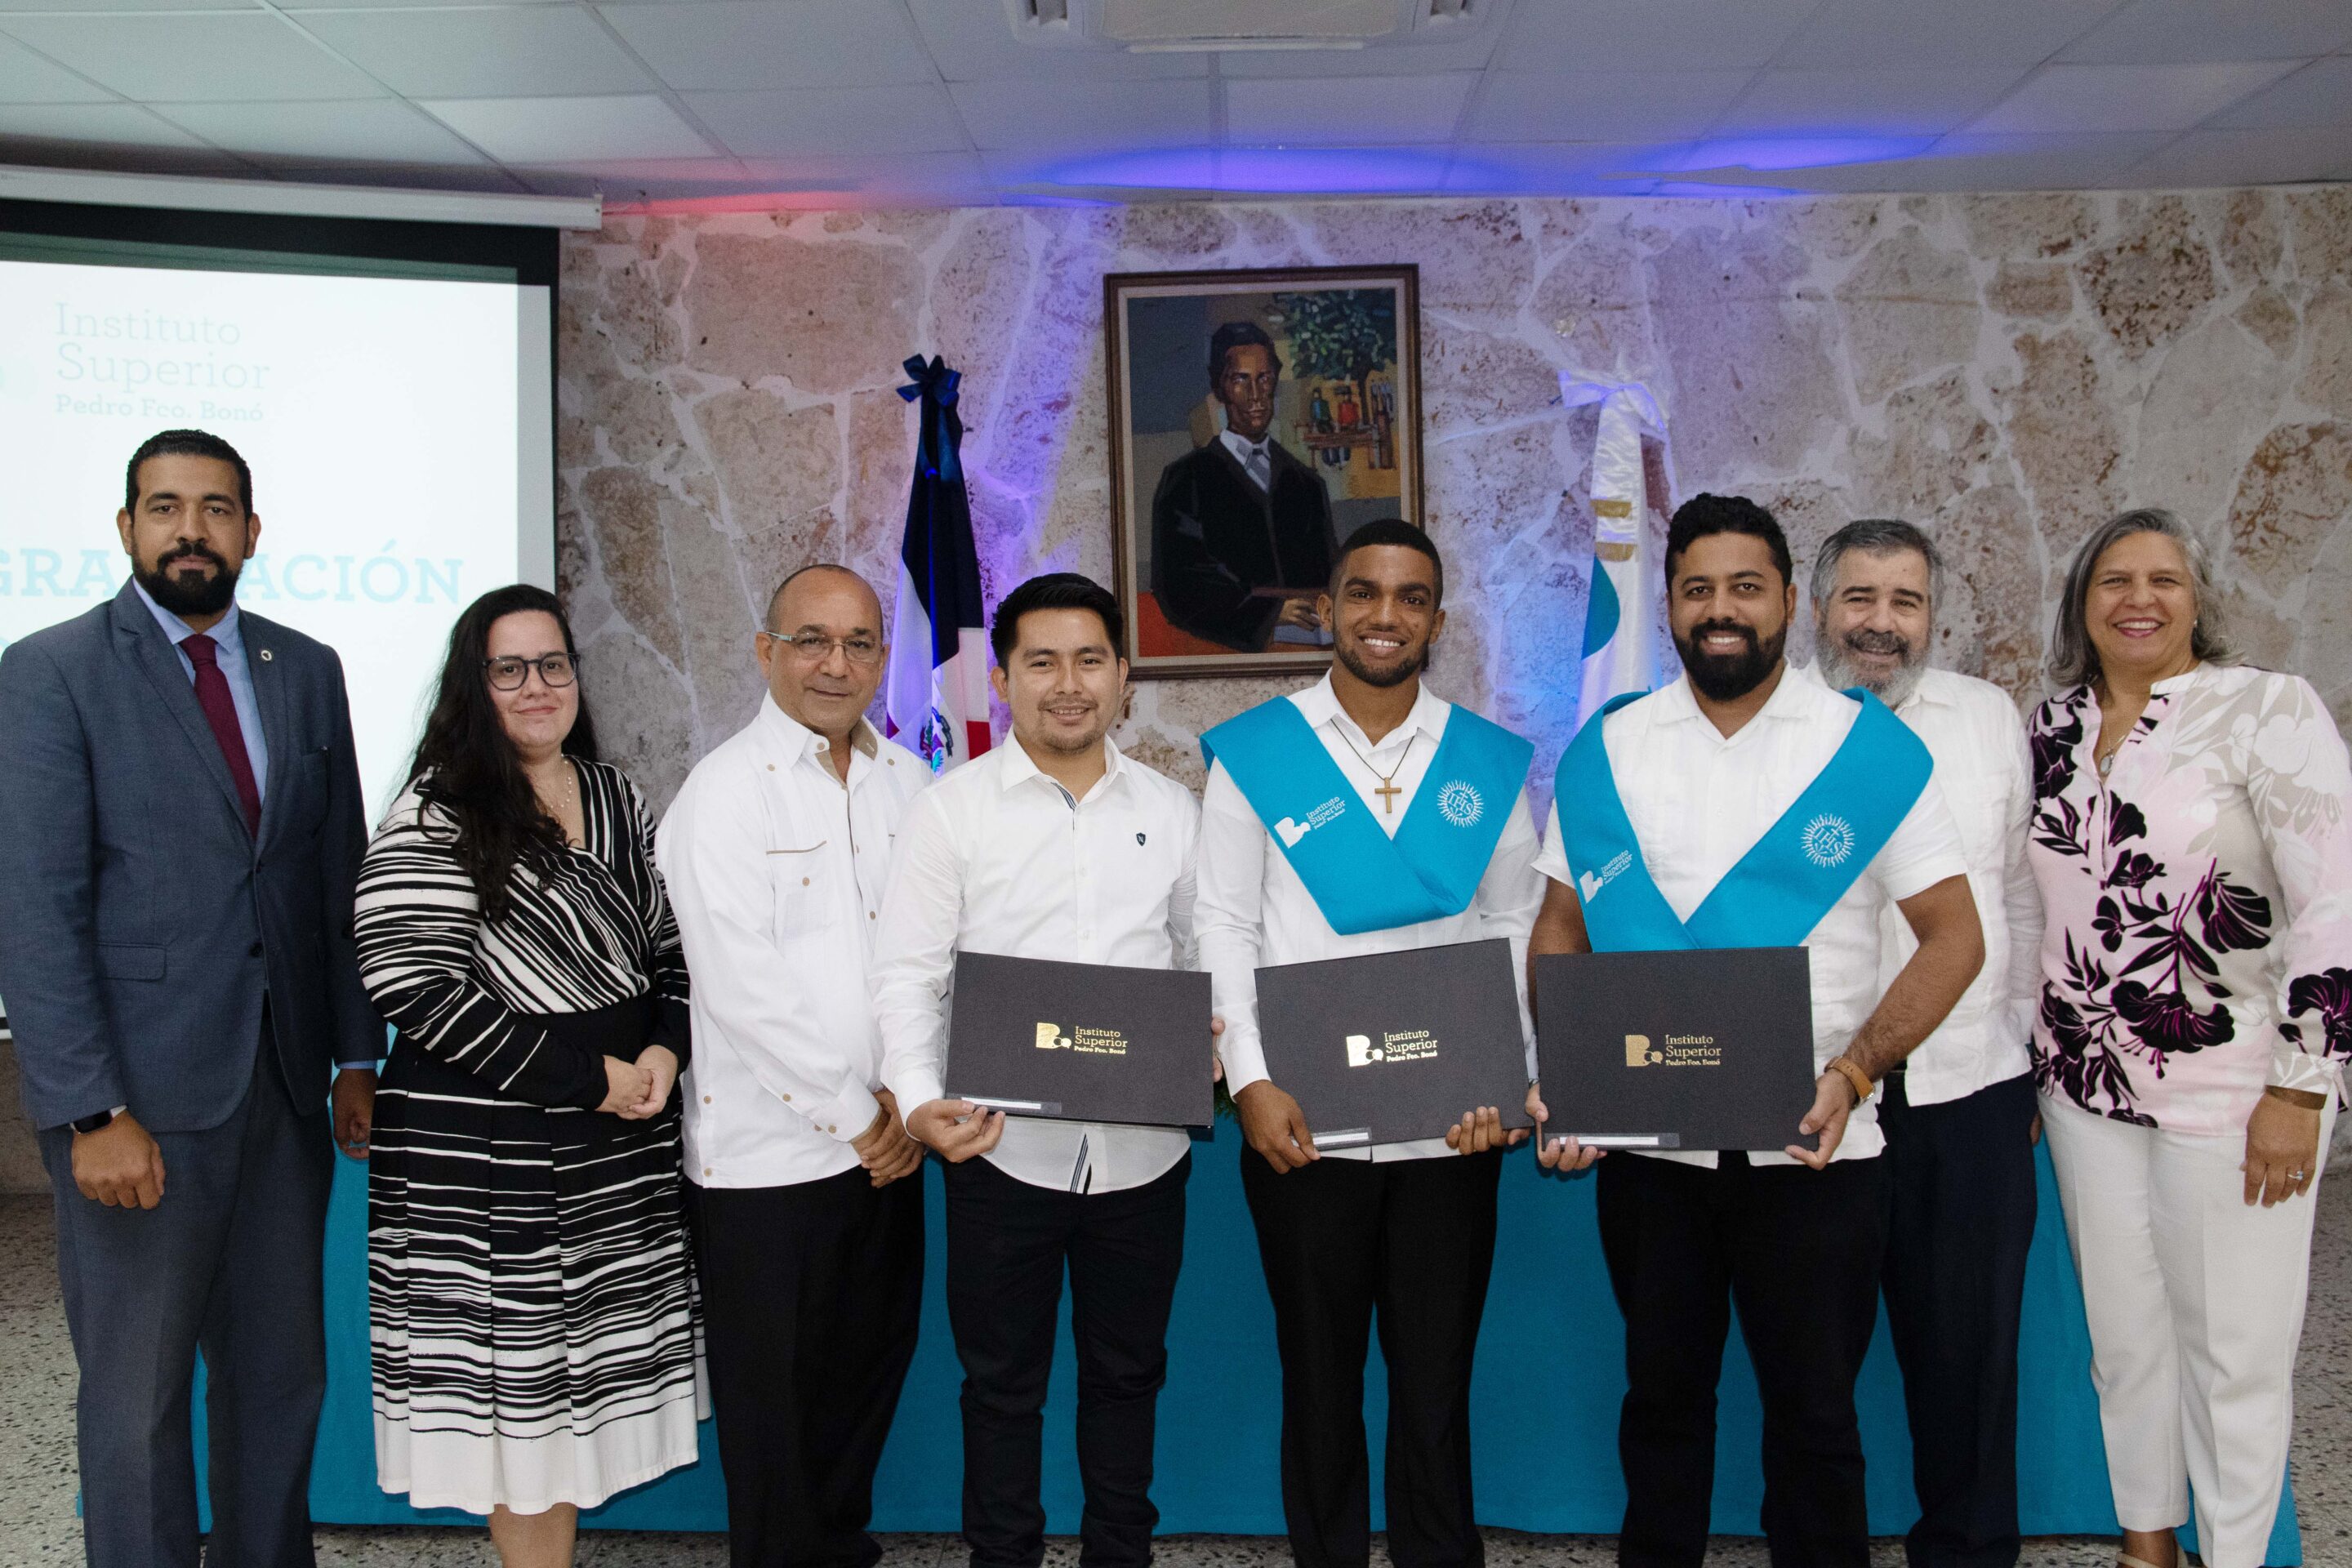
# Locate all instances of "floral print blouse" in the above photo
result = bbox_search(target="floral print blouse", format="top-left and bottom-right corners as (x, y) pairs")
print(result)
(2025, 663), (2352, 1134)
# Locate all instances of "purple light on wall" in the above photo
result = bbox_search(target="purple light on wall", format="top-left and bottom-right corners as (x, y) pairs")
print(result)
(1035, 145), (1476, 195)
(1673, 136), (1932, 172)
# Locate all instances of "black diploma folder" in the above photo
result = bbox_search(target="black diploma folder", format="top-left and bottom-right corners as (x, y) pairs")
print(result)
(1532, 946), (1818, 1152)
(945, 951), (1214, 1129)
(1254, 938), (1533, 1148)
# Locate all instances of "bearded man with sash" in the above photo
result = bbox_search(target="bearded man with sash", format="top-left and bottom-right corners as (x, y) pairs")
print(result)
(1527, 494), (1985, 1568)
(1196, 519), (1544, 1568)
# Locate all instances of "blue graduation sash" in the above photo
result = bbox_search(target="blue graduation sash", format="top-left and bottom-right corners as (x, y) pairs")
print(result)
(1552, 686), (1932, 951)
(1202, 697), (1535, 937)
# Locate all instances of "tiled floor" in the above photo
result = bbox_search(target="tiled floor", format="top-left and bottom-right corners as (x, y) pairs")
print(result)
(6, 1183), (2347, 1567)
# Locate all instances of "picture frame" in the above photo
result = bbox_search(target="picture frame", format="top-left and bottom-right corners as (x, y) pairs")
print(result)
(1104, 265), (1423, 679)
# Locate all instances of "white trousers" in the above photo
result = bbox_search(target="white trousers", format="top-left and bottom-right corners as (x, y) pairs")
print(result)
(2041, 1093), (2334, 1568)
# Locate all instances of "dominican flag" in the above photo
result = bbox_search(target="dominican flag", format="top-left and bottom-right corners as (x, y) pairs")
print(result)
(885, 354), (993, 773)
(1559, 375), (1673, 722)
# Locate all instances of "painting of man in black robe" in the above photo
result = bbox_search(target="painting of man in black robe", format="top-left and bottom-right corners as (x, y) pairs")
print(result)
(1148, 322), (1339, 653)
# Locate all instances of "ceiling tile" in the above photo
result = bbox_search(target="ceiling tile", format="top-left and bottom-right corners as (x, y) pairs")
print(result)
(1780, 0), (2131, 69)
(527, 149), (992, 204)
(2057, 0), (2352, 63)
(1966, 60), (2299, 134)
(419, 92), (713, 161)
(149, 97), (488, 164)
(0, 0), (258, 11)
(1224, 73), (1473, 146)
(292, 9), (650, 98)
(902, 0), (1206, 82)
(1444, 140), (1691, 194)
(2126, 123), (2352, 184)
(948, 76), (1213, 151)
(0, 12), (384, 100)
(0, 32), (110, 101)
(684, 82), (965, 156)
(0, 100), (211, 145)
(1500, 0), (1817, 73)
(1714, 68), (2024, 137)
(2207, 56), (2352, 127)
(1468, 69), (1751, 142)
(599, 0), (933, 91)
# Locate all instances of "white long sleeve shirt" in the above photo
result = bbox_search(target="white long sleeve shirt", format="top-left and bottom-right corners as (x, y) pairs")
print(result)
(655, 697), (927, 1188)
(872, 735), (1203, 1195)
(1869, 666), (2042, 1107)
(1196, 676), (1546, 1162)
(1532, 669), (1971, 1168)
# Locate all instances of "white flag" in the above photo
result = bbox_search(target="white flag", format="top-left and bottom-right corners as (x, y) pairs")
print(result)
(1558, 376), (1673, 726)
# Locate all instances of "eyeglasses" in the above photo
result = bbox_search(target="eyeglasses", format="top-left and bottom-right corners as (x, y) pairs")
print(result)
(483, 653), (579, 691)
(763, 630), (884, 666)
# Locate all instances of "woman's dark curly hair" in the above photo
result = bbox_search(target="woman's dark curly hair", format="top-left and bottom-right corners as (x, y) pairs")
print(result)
(407, 584), (600, 920)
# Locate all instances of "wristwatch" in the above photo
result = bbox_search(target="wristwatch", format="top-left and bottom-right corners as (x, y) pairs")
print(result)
(69, 1106), (123, 1134)
(1825, 1056), (1874, 1106)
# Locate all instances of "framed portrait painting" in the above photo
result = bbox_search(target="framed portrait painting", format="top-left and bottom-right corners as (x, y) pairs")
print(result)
(1106, 265), (1423, 678)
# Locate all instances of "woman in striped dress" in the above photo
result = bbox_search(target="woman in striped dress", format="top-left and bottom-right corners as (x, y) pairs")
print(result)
(355, 583), (703, 1566)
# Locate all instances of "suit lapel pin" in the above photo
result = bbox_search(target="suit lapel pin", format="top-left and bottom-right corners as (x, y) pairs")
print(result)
(259, 648), (274, 662)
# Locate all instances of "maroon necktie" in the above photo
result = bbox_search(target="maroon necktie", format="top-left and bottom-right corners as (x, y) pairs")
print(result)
(183, 633), (262, 837)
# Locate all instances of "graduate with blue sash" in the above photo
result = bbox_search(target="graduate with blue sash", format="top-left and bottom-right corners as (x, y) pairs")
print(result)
(1525, 496), (1985, 1568)
(1194, 521), (1548, 1568)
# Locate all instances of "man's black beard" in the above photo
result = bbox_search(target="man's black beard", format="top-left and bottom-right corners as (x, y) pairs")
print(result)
(1675, 617), (1785, 702)
(1335, 636), (1431, 688)
(136, 543), (240, 617)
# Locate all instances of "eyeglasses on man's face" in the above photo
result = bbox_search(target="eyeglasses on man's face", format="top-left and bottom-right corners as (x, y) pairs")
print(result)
(763, 630), (884, 666)
(483, 652), (579, 691)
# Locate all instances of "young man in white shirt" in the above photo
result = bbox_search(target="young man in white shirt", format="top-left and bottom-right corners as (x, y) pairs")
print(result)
(1811, 519), (2042, 1568)
(1195, 519), (1543, 1568)
(656, 564), (929, 1568)
(873, 572), (1208, 1568)
(1530, 495), (1984, 1568)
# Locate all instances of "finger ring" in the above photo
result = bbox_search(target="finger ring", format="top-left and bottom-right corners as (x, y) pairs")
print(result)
(2290, 1169), (2307, 1181)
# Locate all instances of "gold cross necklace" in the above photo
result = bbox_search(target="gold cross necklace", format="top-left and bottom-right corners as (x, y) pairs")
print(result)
(1335, 730), (1416, 814)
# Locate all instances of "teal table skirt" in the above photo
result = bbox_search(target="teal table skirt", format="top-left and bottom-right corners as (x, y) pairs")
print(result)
(190, 1125), (2297, 1560)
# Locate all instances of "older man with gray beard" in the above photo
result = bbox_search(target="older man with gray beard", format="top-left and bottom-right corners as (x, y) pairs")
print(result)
(1811, 519), (2043, 1568)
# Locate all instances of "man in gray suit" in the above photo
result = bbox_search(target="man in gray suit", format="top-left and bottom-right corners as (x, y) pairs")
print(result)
(0, 429), (381, 1568)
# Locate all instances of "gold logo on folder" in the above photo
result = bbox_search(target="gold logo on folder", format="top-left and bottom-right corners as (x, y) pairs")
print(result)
(1627, 1031), (1722, 1067)
(1035, 1022), (1128, 1057)
(1345, 1030), (1438, 1067)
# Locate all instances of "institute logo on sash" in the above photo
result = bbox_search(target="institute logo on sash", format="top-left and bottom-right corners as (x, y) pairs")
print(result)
(1275, 795), (1349, 849)
(1800, 813), (1858, 868)
(1579, 849), (1636, 903)
(1435, 779), (1484, 827)
(1345, 1029), (1441, 1067)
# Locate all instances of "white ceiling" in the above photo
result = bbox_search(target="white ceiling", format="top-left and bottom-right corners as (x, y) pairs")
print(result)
(0, 0), (2346, 207)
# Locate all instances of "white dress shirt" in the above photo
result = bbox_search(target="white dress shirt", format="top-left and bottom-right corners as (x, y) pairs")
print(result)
(1533, 668), (1971, 1168)
(656, 697), (928, 1189)
(1196, 676), (1546, 1163)
(1218, 428), (1275, 491)
(1864, 666), (2042, 1107)
(873, 735), (1202, 1195)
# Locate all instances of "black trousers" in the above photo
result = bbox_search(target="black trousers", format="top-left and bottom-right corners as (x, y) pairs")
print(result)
(1595, 1151), (1891, 1568)
(1240, 1148), (1503, 1568)
(1878, 1071), (2038, 1568)
(686, 1165), (924, 1568)
(39, 1040), (332, 1568)
(942, 1151), (1191, 1568)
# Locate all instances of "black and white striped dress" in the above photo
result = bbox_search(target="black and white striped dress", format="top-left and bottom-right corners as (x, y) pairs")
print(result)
(354, 760), (704, 1515)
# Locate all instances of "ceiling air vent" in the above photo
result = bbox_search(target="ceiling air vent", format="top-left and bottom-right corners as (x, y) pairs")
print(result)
(1004, 0), (1491, 51)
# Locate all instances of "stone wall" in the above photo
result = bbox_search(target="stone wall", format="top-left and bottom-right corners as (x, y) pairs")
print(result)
(556, 187), (2352, 816)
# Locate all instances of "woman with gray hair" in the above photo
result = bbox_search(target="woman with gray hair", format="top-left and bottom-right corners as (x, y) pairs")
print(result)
(2025, 509), (2352, 1568)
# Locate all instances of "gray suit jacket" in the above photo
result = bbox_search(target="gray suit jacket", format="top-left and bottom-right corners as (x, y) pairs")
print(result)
(0, 581), (381, 1132)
